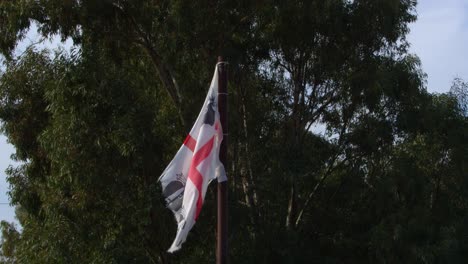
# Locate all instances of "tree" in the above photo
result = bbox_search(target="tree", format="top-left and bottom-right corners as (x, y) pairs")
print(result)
(0, 221), (20, 263)
(0, 44), (186, 262)
(450, 78), (468, 116)
(1, 0), (467, 263)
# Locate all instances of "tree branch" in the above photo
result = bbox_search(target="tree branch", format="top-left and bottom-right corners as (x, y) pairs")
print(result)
(295, 117), (350, 228)
(113, 3), (186, 128)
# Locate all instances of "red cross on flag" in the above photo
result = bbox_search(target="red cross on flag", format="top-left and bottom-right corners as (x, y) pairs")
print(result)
(159, 65), (226, 253)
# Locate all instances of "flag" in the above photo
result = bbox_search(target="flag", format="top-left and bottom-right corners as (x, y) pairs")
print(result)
(159, 65), (226, 253)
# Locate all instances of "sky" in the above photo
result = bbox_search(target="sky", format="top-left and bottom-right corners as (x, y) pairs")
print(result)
(1, 0), (468, 227)
(407, 0), (468, 92)
(0, 136), (16, 224)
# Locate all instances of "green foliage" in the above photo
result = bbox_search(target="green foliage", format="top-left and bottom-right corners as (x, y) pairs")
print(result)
(450, 78), (468, 116)
(0, 0), (467, 263)
(0, 221), (20, 263)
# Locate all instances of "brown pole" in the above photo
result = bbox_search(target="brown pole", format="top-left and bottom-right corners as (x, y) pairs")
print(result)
(217, 56), (228, 264)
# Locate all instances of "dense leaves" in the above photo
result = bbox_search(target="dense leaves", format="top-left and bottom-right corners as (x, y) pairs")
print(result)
(450, 78), (468, 116)
(0, 0), (467, 263)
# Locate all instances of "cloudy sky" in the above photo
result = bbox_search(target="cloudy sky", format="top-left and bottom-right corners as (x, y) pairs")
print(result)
(1, 0), (468, 225)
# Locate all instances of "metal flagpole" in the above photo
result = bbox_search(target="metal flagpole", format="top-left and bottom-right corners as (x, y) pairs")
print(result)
(217, 56), (228, 264)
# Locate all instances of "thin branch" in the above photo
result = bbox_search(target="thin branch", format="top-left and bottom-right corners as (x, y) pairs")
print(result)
(295, 118), (350, 228)
(294, 154), (342, 228)
(113, 3), (185, 128)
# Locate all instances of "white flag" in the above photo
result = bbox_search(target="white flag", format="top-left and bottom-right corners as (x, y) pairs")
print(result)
(159, 65), (226, 253)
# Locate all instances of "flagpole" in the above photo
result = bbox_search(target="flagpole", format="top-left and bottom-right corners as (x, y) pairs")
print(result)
(217, 56), (228, 264)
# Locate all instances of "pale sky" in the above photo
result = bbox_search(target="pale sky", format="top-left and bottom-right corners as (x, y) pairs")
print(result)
(407, 0), (468, 92)
(1, 0), (468, 226)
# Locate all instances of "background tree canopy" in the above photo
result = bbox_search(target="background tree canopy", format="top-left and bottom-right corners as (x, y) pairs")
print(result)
(0, 0), (467, 263)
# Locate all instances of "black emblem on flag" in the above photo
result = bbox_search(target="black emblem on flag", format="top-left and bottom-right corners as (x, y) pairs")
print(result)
(203, 95), (216, 126)
(163, 179), (184, 212)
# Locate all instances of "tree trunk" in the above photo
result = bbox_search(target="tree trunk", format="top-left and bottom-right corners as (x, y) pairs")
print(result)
(285, 181), (297, 229)
(142, 44), (186, 130)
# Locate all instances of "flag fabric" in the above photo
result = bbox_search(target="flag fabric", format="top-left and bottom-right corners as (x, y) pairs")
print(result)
(159, 65), (226, 253)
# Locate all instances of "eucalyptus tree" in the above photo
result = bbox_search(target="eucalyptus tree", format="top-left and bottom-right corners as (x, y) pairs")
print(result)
(2, 0), (467, 263)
